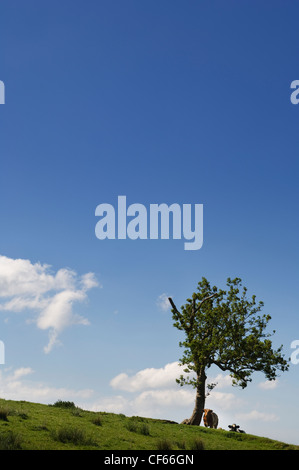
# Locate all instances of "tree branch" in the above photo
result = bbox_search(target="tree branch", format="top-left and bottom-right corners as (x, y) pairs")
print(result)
(168, 297), (178, 312)
(169, 293), (218, 317)
(194, 293), (218, 314)
(168, 297), (186, 326)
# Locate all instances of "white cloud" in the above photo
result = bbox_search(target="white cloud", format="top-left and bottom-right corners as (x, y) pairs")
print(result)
(110, 361), (192, 392)
(0, 362), (280, 434)
(134, 388), (194, 413)
(88, 388), (195, 420)
(110, 363), (235, 395)
(236, 410), (279, 423)
(89, 395), (130, 414)
(0, 367), (93, 404)
(11, 367), (33, 380)
(107, 362), (244, 421)
(80, 272), (100, 291)
(0, 254), (99, 352)
(207, 373), (233, 389)
(156, 293), (171, 312)
(87, 366), (282, 434)
(258, 380), (278, 390)
(205, 391), (243, 411)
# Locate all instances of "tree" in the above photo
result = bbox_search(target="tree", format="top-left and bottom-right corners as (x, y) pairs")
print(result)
(168, 277), (289, 426)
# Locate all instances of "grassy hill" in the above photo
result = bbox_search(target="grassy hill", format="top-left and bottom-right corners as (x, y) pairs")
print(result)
(0, 398), (297, 451)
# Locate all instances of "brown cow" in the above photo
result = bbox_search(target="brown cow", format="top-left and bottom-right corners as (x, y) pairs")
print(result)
(203, 409), (218, 429)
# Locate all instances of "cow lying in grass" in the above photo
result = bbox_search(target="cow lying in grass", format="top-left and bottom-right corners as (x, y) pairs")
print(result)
(228, 424), (246, 433)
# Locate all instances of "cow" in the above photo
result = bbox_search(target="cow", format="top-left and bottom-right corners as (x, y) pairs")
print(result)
(228, 424), (246, 433)
(203, 409), (218, 429)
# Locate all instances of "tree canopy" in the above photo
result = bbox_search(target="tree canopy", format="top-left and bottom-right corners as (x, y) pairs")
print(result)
(169, 277), (289, 425)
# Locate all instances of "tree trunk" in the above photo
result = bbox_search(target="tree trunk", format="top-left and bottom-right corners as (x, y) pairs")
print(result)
(187, 367), (206, 425)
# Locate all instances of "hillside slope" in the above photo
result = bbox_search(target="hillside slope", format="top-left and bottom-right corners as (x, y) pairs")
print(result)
(0, 398), (297, 450)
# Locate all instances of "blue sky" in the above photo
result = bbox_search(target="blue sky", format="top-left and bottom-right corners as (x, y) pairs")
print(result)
(0, 0), (299, 445)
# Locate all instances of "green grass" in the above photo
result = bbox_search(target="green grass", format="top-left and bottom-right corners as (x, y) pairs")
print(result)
(0, 398), (297, 450)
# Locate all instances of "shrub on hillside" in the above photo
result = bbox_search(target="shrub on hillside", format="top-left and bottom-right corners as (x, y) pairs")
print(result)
(0, 407), (9, 421)
(92, 415), (102, 426)
(188, 437), (205, 450)
(51, 400), (76, 409)
(52, 426), (97, 446)
(125, 418), (150, 436)
(156, 438), (173, 450)
(0, 431), (22, 450)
